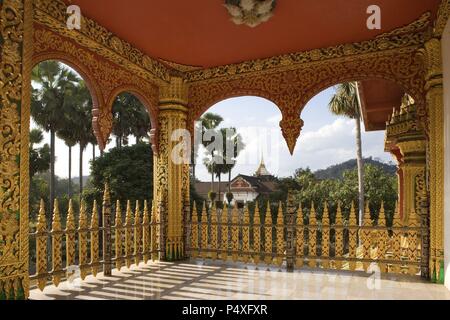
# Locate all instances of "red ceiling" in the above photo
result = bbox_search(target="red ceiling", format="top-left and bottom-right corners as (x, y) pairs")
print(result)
(359, 80), (405, 131)
(65, 0), (440, 68)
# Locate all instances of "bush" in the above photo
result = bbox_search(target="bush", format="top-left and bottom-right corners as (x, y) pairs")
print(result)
(208, 190), (217, 202)
(225, 192), (234, 204)
(85, 142), (153, 207)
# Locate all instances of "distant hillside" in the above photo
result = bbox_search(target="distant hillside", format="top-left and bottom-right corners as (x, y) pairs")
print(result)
(314, 157), (396, 180)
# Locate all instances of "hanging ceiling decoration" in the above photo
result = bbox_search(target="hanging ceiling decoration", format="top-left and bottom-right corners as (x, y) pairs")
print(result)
(224, 0), (277, 28)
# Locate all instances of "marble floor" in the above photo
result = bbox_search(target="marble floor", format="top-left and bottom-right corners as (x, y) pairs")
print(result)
(29, 260), (450, 300)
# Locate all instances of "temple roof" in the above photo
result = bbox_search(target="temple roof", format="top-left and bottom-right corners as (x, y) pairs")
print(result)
(64, 0), (440, 68)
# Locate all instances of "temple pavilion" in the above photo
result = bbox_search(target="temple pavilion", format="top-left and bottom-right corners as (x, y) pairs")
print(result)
(1, 0), (450, 299)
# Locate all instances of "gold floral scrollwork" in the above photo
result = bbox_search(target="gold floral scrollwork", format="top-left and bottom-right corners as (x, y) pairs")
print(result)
(421, 37), (445, 283)
(155, 77), (189, 261)
(280, 116), (304, 155)
(32, 26), (160, 151)
(34, 0), (172, 84)
(434, 0), (450, 37)
(0, 0), (32, 299)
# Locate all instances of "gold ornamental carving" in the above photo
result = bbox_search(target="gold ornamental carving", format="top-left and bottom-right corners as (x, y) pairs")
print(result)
(0, 0), (33, 299)
(188, 48), (426, 153)
(32, 26), (160, 150)
(34, 0), (172, 84)
(434, 0), (450, 37)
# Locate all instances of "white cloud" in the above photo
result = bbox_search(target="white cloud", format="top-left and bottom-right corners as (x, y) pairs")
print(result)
(266, 114), (282, 125)
(195, 117), (392, 181)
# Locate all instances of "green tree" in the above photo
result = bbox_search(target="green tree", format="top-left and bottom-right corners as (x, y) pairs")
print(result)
(217, 127), (244, 203)
(29, 128), (50, 178)
(292, 164), (397, 225)
(199, 113), (224, 193)
(112, 93), (150, 148)
(329, 82), (365, 226)
(56, 121), (78, 198)
(337, 164), (397, 224)
(69, 81), (97, 198)
(31, 60), (79, 213)
(86, 142), (153, 207)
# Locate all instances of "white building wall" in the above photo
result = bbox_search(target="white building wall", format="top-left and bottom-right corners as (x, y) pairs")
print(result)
(443, 18), (450, 290)
(232, 191), (259, 203)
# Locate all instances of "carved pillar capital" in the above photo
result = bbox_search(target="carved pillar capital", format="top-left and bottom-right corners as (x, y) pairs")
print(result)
(422, 38), (443, 88)
(159, 76), (189, 107)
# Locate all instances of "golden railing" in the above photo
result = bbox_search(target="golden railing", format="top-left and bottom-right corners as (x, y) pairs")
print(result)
(29, 185), (161, 291)
(188, 200), (424, 276)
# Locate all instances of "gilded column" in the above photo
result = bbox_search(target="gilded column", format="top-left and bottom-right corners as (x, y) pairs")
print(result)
(0, 0), (33, 299)
(154, 77), (190, 261)
(419, 38), (445, 283)
(385, 96), (429, 279)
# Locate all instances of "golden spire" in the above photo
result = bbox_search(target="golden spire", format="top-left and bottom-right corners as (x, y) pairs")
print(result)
(255, 151), (271, 176)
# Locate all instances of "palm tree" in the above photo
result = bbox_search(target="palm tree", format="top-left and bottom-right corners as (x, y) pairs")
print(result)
(112, 93), (150, 148)
(31, 60), (79, 213)
(29, 128), (50, 179)
(199, 113), (224, 193)
(71, 81), (96, 199)
(329, 82), (364, 226)
(213, 156), (228, 203)
(57, 125), (77, 198)
(217, 127), (245, 203)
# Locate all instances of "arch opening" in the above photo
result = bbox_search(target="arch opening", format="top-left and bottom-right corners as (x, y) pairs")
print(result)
(192, 95), (284, 208)
(29, 59), (99, 275)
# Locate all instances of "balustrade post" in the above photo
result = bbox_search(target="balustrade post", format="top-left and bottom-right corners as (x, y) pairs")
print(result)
(183, 196), (191, 259)
(158, 200), (166, 261)
(102, 184), (112, 276)
(51, 199), (62, 286)
(285, 190), (296, 272)
(36, 200), (48, 291)
(134, 201), (142, 266)
(91, 201), (100, 276)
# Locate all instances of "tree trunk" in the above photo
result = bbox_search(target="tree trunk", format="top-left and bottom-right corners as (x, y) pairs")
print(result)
(79, 143), (84, 199)
(355, 117), (365, 227)
(92, 143), (95, 160)
(50, 129), (56, 215)
(68, 145), (72, 198)
(210, 151), (214, 192)
(228, 169), (232, 193)
(218, 174), (221, 203)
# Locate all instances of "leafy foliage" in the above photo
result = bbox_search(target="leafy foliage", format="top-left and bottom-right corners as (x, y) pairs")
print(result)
(29, 128), (50, 178)
(112, 93), (151, 147)
(292, 164), (397, 224)
(86, 142), (153, 206)
(314, 157), (396, 180)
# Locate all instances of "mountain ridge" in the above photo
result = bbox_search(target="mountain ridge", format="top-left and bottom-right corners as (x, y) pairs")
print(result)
(314, 157), (396, 180)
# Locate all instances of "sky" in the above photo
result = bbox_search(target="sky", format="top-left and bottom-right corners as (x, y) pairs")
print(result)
(31, 86), (393, 181)
(193, 90), (393, 182)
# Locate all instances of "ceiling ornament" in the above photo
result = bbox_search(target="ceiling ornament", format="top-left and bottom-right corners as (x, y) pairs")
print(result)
(224, 0), (276, 28)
